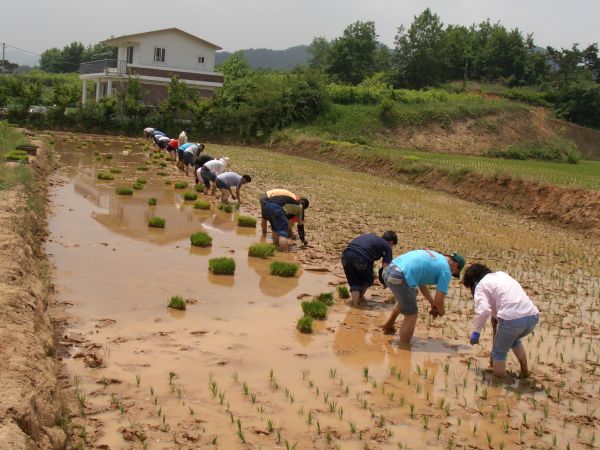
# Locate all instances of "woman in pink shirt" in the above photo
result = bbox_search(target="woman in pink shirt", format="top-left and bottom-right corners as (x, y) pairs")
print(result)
(462, 263), (539, 378)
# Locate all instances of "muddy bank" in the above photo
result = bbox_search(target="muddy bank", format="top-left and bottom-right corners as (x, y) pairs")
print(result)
(0, 144), (66, 449)
(268, 140), (600, 232)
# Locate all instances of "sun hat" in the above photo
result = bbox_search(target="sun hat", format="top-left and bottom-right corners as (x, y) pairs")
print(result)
(450, 252), (466, 278)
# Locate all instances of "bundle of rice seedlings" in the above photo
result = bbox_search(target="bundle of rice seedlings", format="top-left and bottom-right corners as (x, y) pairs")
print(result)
(115, 186), (133, 195)
(248, 243), (276, 258)
(209, 257), (236, 275)
(237, 215), (257, 228)
(190, 232), (212, 247)
(270, 261), (300, 277)
(148, 216), (166, 228)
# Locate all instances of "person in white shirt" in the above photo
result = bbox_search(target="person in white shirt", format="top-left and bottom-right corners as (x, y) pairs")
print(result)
(462, 263), (539, 378)
(143, 127), (155, 139)
(198, 157), (229, 194)
(178, 129), (189, 146)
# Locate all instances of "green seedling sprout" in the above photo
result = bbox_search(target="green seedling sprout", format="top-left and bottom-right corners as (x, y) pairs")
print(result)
(194, 184), (204, 193)
(219, 203), (233, 213)
(174, 181), (188, 189)
(269, 261), (300, 277)
(190, 231), (212, 247)
(336, 285), (350, 299)
(301, 300), (327, 319)
(136, 177), (147, 184)
(148, 197), (157, 206)
(242, 382), (249, 396)
(297, 316), (313, 333)
(135, 375), (141, 388)
(133, 182), (144, 190)
(148, 216), (166, 228)
(193, 199), (210, 210)
(115, 186), (133, 195)
(183, 192), (198, 201)
(167, 295), (185, 310)
(316, 292), (334, 305)
(237, 215), (257, 227)
(97, 172), (114, 180)
(248, 242), (276, 258)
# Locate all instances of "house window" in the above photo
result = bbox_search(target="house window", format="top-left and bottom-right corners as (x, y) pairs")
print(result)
(154, 47), (166, 62)
(126, 46), (134, 64)
(198, 56), (205, 64)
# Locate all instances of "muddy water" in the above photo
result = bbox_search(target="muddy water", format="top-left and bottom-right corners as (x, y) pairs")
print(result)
(47, 134), (588, 450)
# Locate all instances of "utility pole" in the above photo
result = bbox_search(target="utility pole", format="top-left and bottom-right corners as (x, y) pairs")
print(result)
(1, 42), (5, 62)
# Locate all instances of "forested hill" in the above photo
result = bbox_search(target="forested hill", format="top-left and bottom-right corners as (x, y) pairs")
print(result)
(216, 45), (309, 70)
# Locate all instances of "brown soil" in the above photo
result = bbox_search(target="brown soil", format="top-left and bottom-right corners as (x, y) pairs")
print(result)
(268, 140), (600, 233)
(0, 144), (67, 449)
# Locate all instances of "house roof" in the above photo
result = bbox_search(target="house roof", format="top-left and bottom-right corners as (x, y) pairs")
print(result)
(103, 28), (222, 50)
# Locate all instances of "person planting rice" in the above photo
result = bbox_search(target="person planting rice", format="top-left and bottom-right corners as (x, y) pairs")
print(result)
(462, 263), (539, 378)
(181, 143), (205, 175)
(215, 171), (251, 204)
(178, 129), (189, 146)
(259, 189), (309, 251)
(194, 154), (214, 184)
(342, 231), (398, 307)
(198, 157), (229, 193)
(151, 130), (166, 142)
(154, 135), (171, 151)
(143, 127), (155, 139)
(381, 250), (465, 343)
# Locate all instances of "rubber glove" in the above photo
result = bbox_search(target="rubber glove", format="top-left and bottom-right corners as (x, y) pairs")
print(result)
(469, 331), (480, 345)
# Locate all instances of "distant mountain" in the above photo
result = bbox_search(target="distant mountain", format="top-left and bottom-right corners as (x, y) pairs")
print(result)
(2, 50), (39, 67)
(216, 45), (309, 71)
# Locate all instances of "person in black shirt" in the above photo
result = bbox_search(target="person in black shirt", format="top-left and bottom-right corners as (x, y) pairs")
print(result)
(194, 154), (214, 184)
(341, 231), (398, 307)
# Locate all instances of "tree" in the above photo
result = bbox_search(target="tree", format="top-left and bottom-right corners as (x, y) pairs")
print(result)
(393, 9), (446, 88)
(0, 59), (19, 74)
(39, 48), (64, 73)
(219, 51), (253, 82)
(307, 37), (330, 70)
(326, 21), (378, 85)
(546, 44), (584, 85)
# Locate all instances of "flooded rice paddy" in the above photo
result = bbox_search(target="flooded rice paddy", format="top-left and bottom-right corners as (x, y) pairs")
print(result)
(47, 133), (599, 449)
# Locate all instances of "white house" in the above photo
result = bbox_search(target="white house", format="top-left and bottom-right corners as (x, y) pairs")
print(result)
(79, 28), (224, 105)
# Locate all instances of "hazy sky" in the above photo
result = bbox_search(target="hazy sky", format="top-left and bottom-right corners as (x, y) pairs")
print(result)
(3, 0), (599, 57)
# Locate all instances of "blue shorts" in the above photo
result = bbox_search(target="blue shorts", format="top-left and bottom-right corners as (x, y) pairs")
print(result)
(263, 201), (288, 237)
(341, 249), (373, 292)
(182, 151), (194, 165)
(492, 315), (539, 361)
(382, 264), (418, 315)
(216, 178), (229, 190)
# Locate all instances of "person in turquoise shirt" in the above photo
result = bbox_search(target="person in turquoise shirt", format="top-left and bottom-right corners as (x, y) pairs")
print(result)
(381, 249), (465, 343)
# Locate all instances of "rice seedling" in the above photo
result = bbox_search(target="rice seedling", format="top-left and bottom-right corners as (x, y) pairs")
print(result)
(167, 295), (186, 310)
(193, 199), (210, 210)
(183, 192), (198, 201)
(270, 261), (300, 277)
(219, 203), (233, 213)
(148, 216), (166, 228)
(159, 162), (167, 167)
(301, 300), (327, 319)
(316, 292), (334, 305)
(136, 166), (148, 171)
(194, 184), (204, 193)
(297, 316), (313, 333)
(164, 180), (172, 185)
(135, 375), (141, 388)
(115, 186), (133, 195)
(132, 182), (144, 190)
(136, 177), (147, 184)
(336, 285), (350, 299)
(190, 231), (212, 247)
(174, 181), (188, 189)
(109, 167), (121, 173)
(237, 215), (257, 227)
(156, 171), (167, 176)
(96, 172), (114, 180)
(208, 257), (236, 275)
(148, 197), (157, 206)
(248, 242), (276, 258)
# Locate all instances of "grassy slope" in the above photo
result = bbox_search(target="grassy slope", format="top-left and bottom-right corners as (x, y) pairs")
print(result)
(0, 122), (30, 190)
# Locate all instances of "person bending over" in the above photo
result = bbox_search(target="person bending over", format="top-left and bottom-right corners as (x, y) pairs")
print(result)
(462, 263), (539, 379)
(260, 189), (309, 248)
(194, 154), (214, 184)
(215, 172), (251, 203)
(341, 231), (398, 307)
(199, 157), (229, 194)
(381, 250), (465, 343)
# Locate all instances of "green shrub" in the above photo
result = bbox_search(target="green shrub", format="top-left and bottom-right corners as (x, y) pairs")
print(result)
(174, 181), (188, 189)
(133, 182), (144, 190)
(148, 216), (166, 228)
(115, 186), (133, 195)
(302, 300), (328, 319)
(148, 198), (157, 206)
(336, 285), (350, 299)
(183, 192), (198, 201)
(193, 200), (211, 210)
(209, 257), (236, 275)
(109, 167), (122, 173)
(248, 242), (277, 258)
(194, 184), (204, 193)
(167, 295), (186, 310)
(190, 232), (212, 247)
(270, 261), (300, 277)
(136, 177), (147, 184)
(485, 138), (581, 164)
(219, 203), (233, 213)
(96, 172), (114, 180)
(316, 292), (334, 306)
(297, 316), (313, 333)
(237, 215), (257, 227)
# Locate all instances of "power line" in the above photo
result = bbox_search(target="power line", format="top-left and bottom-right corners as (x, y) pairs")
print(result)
(4, 43), (42, 57)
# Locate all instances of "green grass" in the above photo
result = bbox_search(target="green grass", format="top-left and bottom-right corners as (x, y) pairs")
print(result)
(336, 285), (350, 299)
(168, 295), (186, 311)
(195, 184), (204, 193)
(148, 198), (157, 206)
(270, 261), (300, 277)
(193, 200), (211, 210)
(148, 216), (166, 228)
(0, 123), (30, 190)
(174, 181), (188, 189)
(183, 192), (198, 201)
(301, 300), (328, 319)
(237, 215), (257, 227)
(190, 232), (212, 247)
(315, 292), (334, 306)
(115, 186), (133, 195)
(209, 257), (236, 275)
(297, 316), (313, 333)
(248, 242), (277, 258)
(96, 172), (114, 180)
(4, 149), (29, 163)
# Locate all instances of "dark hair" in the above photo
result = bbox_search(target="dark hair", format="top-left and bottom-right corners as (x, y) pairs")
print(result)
(242, 174), (252, 183)
(462, 263), (492, 295)
(382, 230), (398, 245)
(299, 197), (309, 209)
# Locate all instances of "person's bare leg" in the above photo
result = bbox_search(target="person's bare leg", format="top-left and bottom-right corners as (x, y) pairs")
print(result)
(382, 304), (401, 333)
(350, 291), (362, 307)
(490, 317), (498, 368)
(398, 313), (418, 343)
(261, 218), (268, 234)
(358, 286), (367, 301)
(492, 359), (506, 377)
(220, 188), (229, 203)
(278, 236), (289, 252)
(512, 343), (529, 378)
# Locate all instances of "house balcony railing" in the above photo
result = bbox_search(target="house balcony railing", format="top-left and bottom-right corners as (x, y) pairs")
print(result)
(79, 59), (127, 75)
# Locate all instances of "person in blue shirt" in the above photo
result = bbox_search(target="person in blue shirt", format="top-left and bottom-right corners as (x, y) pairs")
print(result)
(381, 249), (465, 343)
(341, 231), (398, 307)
